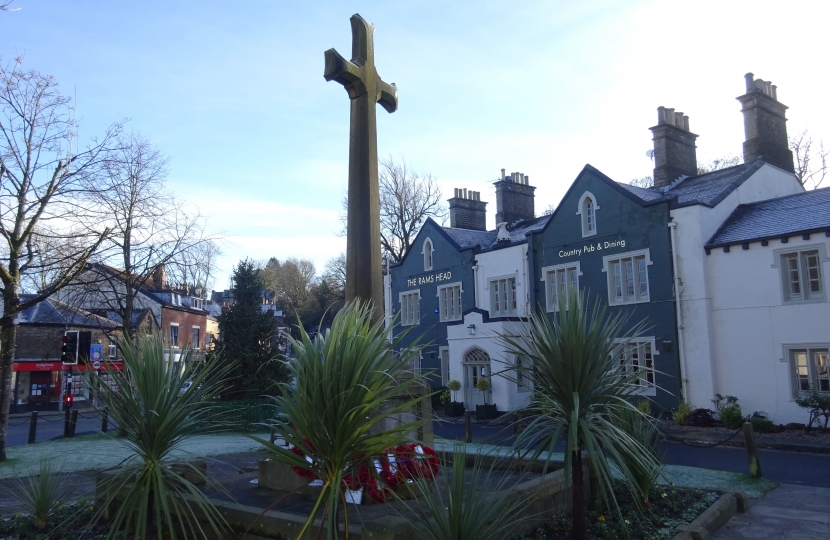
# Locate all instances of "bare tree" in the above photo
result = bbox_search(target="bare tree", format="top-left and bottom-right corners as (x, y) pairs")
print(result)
(790, 129), (827, 190)
(0, 62), (120, 460)
(341, 156), (446, 264)
(61, 132), (211, 339)
(167, 239), (222, 299)
(322, 253), (346, 301)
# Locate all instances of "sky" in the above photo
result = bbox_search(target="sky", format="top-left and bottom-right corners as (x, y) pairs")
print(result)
(3, 0), (829, 291)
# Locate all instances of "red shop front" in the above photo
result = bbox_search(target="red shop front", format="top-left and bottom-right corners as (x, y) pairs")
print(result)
(12, 361), (63, 413)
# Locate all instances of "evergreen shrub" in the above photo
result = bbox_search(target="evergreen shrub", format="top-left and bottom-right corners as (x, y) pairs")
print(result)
(720, 404), (744, 429)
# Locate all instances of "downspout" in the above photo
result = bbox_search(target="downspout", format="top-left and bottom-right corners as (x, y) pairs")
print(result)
(668, 221), (688, 401)
(522, 248), (529, 316)
(526, 231), (536, 313)
(472, 264), (479, 309)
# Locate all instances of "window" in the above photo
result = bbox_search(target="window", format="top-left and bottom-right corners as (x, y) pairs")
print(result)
(438, 283), (462, 322)
(170, 293), (181, 306)
(542, 263), (580, 311)
(108, 344), (117, 358)
(790, 347), (830, 395)
(780, 249), (824, 302)
(516, 356), (533, 392)
(489, 277), (517, 317)
(413, 352), (422, 376)
(604, 249), (651, 305)
(192, 298), (203, 310)
(615, 339), (656, 396)
(423, 238), (434, 271)
(170, 324), (179, 348)
(192, 327), (200, 349)
(439, 347), (450, 386)
(399, 290), (420, 326)
(577, 192), (599, 237)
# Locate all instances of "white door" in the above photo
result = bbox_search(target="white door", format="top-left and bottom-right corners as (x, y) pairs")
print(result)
(463, 363), (491, 408)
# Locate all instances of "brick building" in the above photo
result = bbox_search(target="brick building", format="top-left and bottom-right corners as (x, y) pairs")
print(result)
(8, 296), (122, 413)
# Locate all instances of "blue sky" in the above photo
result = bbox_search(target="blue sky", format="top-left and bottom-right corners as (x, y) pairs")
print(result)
(3, 1), (829, 290)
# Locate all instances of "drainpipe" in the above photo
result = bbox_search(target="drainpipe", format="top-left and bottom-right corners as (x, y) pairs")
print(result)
(668, 221), (688, 401)
(472, 264), (479, 308)
(522, 249), (529, 316)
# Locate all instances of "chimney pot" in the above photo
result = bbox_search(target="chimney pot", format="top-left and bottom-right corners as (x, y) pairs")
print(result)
(448, 187), (488, 230)
(650, 106), (698, 188)
(737, 73), (793, 172)
(494, 168), (536, 224)
(501, 168), (505, 180)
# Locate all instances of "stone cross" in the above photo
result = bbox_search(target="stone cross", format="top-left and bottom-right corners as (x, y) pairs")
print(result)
(324, 14), (398, 318)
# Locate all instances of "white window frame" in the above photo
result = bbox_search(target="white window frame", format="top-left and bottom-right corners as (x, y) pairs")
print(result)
(422, 238), (434, 271)
(576, 191), (599, 238)
(516, 355), (533, 392)
(603, 249), (652, 305)
(773, 245), (826, 304)
(169, 323), (180, 348)
(613, 337), (657, 396)
(108, 344), (117, 358)
(488, 275), (518, 317)
(413, 352), (422, 376)
(399, 289), (421, 326)
(439, 346), (450, 386)
(786, 344), (830, 397)
(541, 262), (581, 312)
(192, 326), (201, 350)
(192, 298), (203, 310)
(437, 282), (463, 322)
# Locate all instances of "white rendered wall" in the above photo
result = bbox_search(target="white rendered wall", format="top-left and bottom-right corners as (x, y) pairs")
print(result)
(446, 311), (532, 412)
(670, 164), (803, 410)
(475, 244), (529, 317)
(706, 234), (830, 424)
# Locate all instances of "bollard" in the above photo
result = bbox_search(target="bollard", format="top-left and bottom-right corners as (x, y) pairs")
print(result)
(28, 411), (38, 444)
(101, 407), (109, 433)
(69, 409), (79, 438)
(64, 408), (71, 438)
(743, 422), (762, 478)
(270, 426), (277, 444)
(465, 410), (472, 443)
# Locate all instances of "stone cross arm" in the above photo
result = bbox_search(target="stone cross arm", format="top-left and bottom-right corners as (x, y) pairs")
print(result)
(323, 14), (398, 113)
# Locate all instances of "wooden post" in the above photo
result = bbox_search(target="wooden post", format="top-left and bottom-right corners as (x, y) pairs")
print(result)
(64, 408), (71, 438)
(101, 407), (109, 433)
(743, 422), (762, 478)
(465, 410), (472, 443)
(28, 411), (38, 444)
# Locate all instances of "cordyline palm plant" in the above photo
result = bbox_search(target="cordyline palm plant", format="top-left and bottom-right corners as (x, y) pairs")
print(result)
(89, 336), (235, 540)
(405, 444), (540, 540)
(498, 290), (662, 540)
(2, 457), (75, 529)
(252, 301), (430, 540)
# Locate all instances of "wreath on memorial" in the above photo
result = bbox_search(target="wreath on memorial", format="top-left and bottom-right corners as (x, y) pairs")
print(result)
(291, 442), (439, 503)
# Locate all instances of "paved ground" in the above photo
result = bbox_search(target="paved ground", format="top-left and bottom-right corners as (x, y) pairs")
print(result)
(712, 484), (830, 539)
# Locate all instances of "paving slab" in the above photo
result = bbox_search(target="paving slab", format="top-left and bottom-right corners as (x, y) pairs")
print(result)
(712, 484), (830, 539)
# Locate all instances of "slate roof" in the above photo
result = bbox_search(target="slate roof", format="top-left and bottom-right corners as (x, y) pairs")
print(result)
(706, 187), (830, 248)
(442, 214), (551, 252)
(617, 183), (665, 202)
(14, 295), (118, 328)
(613, 159), (767, 208)
(663, 160), (764, 207)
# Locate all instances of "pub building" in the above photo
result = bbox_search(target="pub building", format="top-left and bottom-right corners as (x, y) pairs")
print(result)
(388, 73), (828, 423)
(8, 295), (122, 413)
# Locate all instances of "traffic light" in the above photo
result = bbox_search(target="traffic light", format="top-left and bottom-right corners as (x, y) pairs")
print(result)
(62, 331), (78, 364)
(64, 382), (73, 410)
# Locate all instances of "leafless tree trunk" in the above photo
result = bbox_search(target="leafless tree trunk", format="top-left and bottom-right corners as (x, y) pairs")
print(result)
(790, 129), (827, 190)
(341, 156), (446, 264)
(63, 132), (213, 340)
(0, 61), (119, 460)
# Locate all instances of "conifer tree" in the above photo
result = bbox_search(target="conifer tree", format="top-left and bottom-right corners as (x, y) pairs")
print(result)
(217, 260), (287, 398)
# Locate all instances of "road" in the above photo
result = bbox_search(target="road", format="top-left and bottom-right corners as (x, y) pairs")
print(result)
(7, 414), (830, 489)
(5, 411), (117, 447)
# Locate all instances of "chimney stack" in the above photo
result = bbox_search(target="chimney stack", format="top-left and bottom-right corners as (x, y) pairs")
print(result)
(152, 264), (167, 289)
(448, 188), (488, 231)
(494, 169), (536, 225)
(650, 106), (698, 188)
(737, 73), (794, 173)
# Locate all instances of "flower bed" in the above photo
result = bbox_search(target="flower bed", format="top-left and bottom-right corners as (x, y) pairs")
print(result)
(291, 442), (439, 503)
(0, 501), (108, 540)
(512, 484), (718, 540)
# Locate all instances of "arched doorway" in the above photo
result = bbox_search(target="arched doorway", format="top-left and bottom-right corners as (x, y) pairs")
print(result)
(463, 348), (492, 408)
